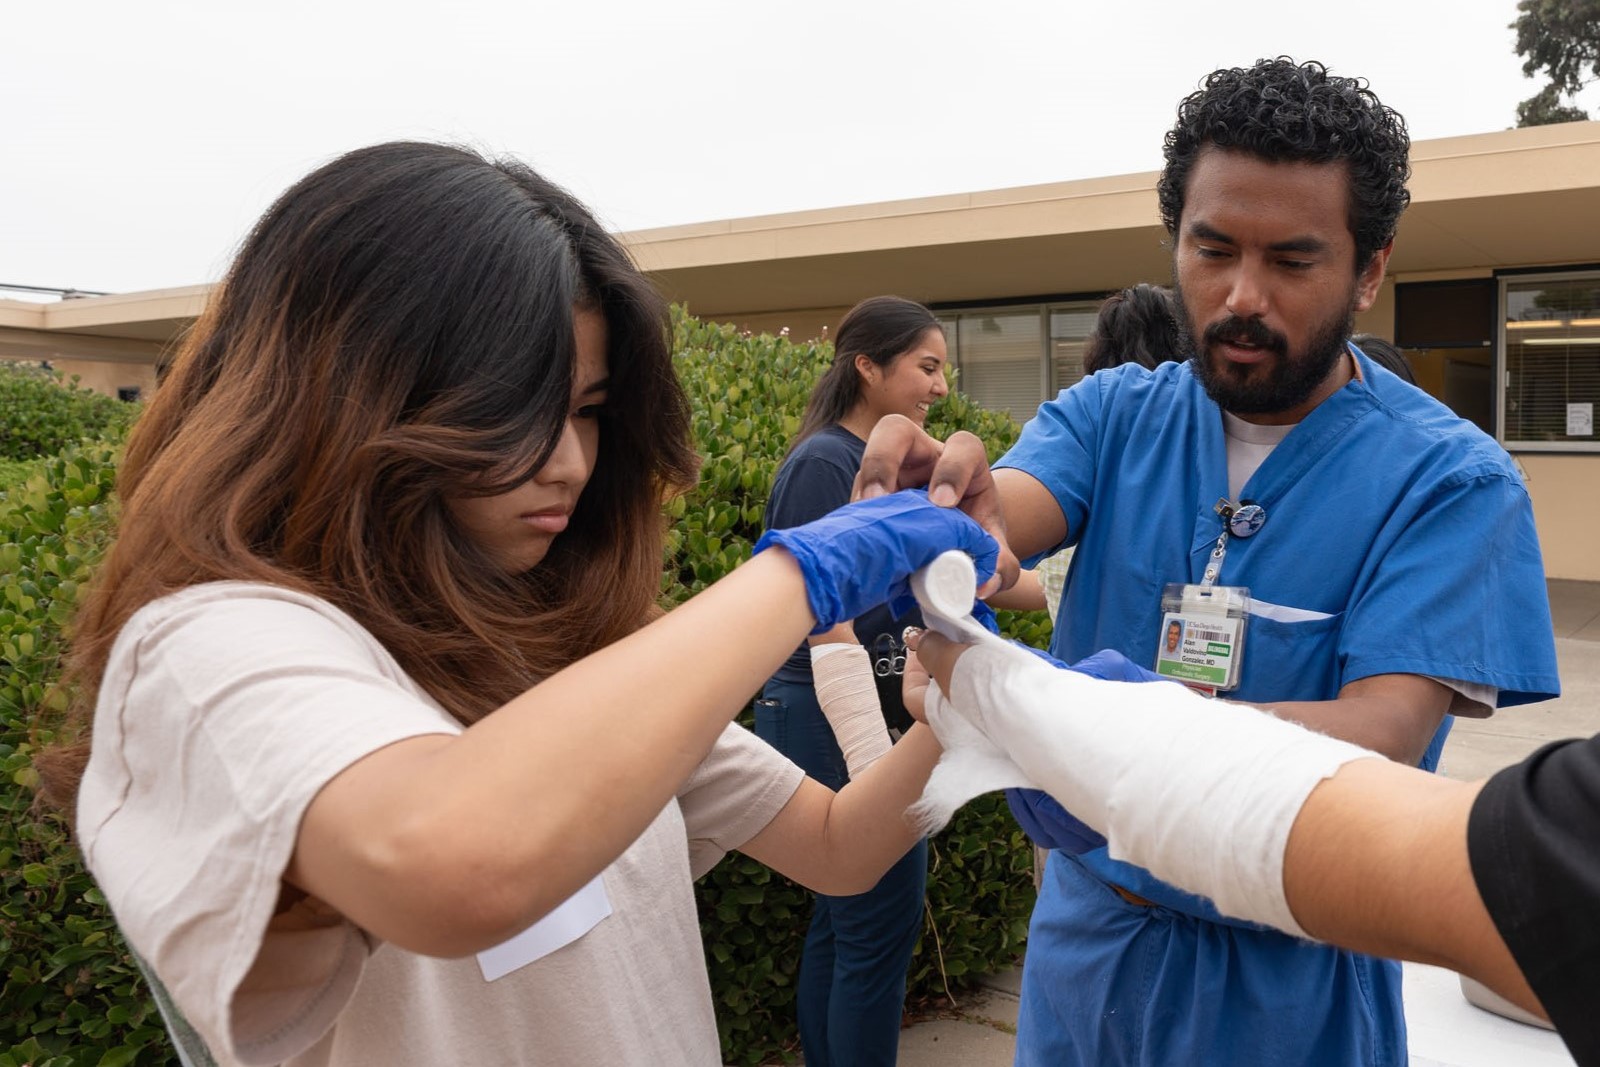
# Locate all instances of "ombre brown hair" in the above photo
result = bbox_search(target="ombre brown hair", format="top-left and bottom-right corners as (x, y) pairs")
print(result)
(37, 142), (698, 811)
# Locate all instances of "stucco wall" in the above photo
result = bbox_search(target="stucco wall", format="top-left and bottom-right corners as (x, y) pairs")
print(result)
(1354, 276), (1396, 341)
(1518, 453), (1600, 582)
(51, 358), (158, 400)
(712, 306), (851, 345)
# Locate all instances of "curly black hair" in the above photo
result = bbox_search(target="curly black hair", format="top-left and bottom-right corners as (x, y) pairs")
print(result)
(1157, 58), (1411, 270)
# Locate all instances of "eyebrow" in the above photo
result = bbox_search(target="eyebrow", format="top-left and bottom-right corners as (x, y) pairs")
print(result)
(1187, 221), (1330, 255)
(577, 376), (611, 397)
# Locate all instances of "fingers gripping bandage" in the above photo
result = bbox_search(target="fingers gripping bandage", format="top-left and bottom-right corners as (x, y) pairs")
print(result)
(904, 553), (1029, 828)
(905, 551), (1377, 939)
(810, 644), (892, 777)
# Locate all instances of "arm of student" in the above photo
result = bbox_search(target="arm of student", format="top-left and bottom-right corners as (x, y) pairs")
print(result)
(985, 569), (1047, 612)
(1260, 672), (1451, 766)
(1283, 761), (1543, 1017)
(288, 550), (816, 958)
(992, 467), (1068, 564)
(809, 623), (858, 646)
(739, 724), (941, 894)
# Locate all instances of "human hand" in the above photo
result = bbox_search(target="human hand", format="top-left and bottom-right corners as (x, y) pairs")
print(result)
(903, 627), (972, 711)
(1066, 648), (1169, 685)
(901, 628), (931, 724)
(753, 489), (998, 634)
(850, 415), (1019, 597)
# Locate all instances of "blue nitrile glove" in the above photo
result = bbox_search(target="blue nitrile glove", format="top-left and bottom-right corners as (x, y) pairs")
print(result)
(1005, 649), (1173, 854)
(754, 488), (999, 635)
(1012, 639), (1064, 667)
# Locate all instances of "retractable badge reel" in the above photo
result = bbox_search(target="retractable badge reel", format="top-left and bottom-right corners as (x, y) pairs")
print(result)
(1154, 498), (1263, 696)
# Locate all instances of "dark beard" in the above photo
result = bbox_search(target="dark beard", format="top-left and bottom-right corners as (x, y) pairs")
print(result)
(1176, 287), (1355, 417)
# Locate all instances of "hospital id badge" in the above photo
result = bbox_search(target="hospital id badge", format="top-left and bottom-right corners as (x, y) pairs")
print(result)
(1154, 583), (1250, 694)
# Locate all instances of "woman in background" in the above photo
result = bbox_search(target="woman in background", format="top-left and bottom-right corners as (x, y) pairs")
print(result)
(756, 295), (950, 1066)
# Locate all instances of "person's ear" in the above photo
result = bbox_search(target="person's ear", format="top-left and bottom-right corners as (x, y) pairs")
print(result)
(1353, 242), (1392, 312)
(854, 353), (878, 386)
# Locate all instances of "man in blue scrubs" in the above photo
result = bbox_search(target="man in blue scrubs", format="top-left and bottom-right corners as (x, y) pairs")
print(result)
(857, 58), (1560, 1065)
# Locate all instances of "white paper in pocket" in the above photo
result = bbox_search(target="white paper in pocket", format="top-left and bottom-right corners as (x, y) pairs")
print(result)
(475, 873), (612, 981)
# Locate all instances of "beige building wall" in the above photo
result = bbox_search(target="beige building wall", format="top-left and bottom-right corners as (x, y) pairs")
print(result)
(50, 358), (158, 399)
(719, 305), (850, 344)
(1353, 276), (1396, 340)
(1520, 455), (1600, 582)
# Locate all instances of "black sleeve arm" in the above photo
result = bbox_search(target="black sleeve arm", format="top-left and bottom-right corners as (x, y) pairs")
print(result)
(1468, 735), (1600, 1066)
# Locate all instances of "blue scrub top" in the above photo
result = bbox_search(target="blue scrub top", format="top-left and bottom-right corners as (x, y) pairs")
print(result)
(999, 348), (1559, 710)
(995, 349), (1562, 1066)
(1001, 348), (1559, 914)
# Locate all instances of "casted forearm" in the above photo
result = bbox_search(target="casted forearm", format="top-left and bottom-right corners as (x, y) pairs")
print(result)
(926, 643), (1372, 935)
(812, 644), (893, 776)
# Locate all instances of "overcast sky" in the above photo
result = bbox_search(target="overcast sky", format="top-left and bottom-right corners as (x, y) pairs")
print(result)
(5, 0), (1593, 297)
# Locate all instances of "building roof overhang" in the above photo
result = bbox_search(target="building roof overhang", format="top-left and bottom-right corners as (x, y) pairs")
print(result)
(625, 120), (1600, 315)
(0, 285), (208, 363)
(6, 121), (1600, 362)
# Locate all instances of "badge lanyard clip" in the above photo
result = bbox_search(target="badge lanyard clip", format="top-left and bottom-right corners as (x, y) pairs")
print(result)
(1204, 497), (1267, 587)
(1203, 532), (1229, 589)
(1153, 498), (1266, 694)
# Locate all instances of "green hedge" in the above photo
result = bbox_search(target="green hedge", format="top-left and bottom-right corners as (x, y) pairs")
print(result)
(0, 457), (45, 491)
(0, 364), (133, 463)
(0, 439), (170, 1067)
(2, 309), (1046, 1066)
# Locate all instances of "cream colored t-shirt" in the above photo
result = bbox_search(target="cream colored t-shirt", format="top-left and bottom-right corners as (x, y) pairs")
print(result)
(78, 582), (804, 1066)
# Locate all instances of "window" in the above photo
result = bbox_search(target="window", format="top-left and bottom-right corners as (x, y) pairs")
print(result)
(1396, 279), (1496, 349)
(1501, 272), (1600, 451)
(954, 311), (1041, 420)
(936, 299), (1105, 421)
(116, 386), (142, 403)
(1395, 279), (1495, 434)
(1049, 307), (1098, 397)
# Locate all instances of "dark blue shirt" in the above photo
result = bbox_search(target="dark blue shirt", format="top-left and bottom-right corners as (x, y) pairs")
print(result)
(764, 424), (923, 685)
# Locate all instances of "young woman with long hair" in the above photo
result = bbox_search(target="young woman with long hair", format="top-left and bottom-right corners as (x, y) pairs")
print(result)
(755, 295), (950, 1066)
(35, 143), (994, 1066)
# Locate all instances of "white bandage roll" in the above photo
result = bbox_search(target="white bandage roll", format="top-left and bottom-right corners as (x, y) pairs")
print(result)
(810, 644), (893, 777)
(906, 551), (1377, 939)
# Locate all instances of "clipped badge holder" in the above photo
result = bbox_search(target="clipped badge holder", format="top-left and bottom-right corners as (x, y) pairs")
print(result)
(1154, 583), (1250, 696)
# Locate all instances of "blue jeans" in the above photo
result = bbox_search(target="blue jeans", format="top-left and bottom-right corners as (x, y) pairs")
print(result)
(757, 677), (928, 1067)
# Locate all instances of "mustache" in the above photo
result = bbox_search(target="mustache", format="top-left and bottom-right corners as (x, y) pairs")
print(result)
(1203, 316), (1288, 355)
